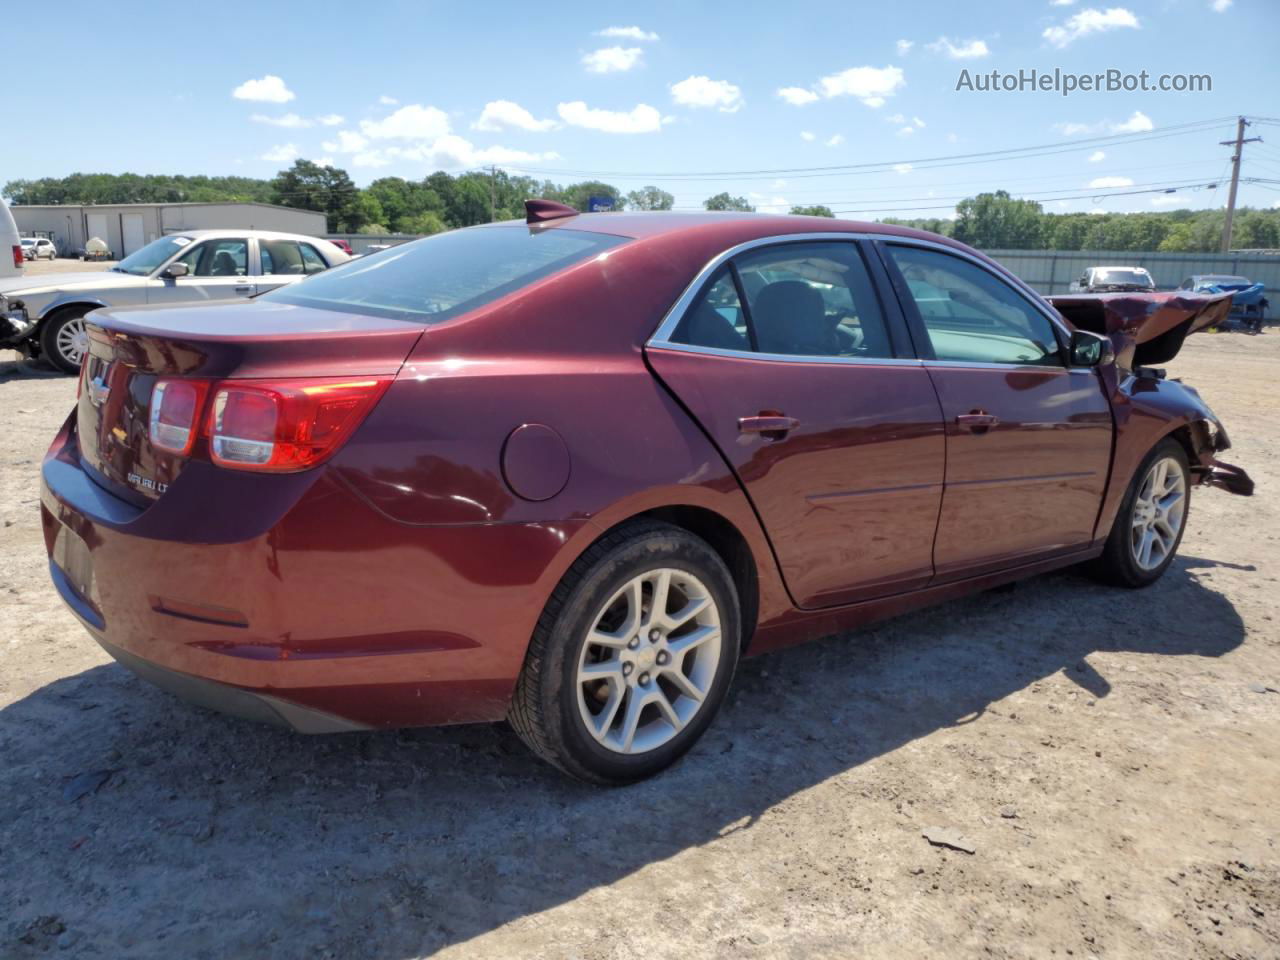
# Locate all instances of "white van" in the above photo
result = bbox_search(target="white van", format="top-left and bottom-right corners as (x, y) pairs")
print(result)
(0, 200), (21, 278)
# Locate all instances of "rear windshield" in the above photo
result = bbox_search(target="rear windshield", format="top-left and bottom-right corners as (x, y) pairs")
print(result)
(1094, 269), (1153, 287)
(263, 225), (629, 323)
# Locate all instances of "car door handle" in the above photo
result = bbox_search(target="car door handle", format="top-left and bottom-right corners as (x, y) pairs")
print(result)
(955, 412), (999, 433)
(234, 285), (254, 294)
(738, 414), (799, 440)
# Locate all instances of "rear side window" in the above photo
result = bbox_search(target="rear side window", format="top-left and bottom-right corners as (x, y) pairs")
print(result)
(671, 241), (894, 359)
(264, 226), (628, 323)
(887, 245), (1062, 366)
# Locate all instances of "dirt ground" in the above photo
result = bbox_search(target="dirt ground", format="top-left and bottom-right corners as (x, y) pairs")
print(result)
(1, 327), (1277, 960)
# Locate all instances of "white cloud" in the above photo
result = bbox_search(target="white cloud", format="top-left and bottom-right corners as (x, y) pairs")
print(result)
(322, 130), (369, 153)
(1111, 110), (1152, 133)
(1087, 207), (1108, 215)
(927, 37), (990, 59)
(947, 132), (958, 143)
(800, 130), (816, 141)
(346, 137), (559, 171)
(1043, 7), (1139, 48)
(582, 46), (643, 73)
(913, 116), (926, 128)
(896, 39), (914, 55)
(887, 113), (905, 124)
(748, 192), (789, 214)
(360, 104), (451, 140)
(378, 95), (398, 105)
(557, 101), (662, 134)
(233, 75), (294, 103)
(1088, 150), (1106, 162)
(1150, 194), (1183, 207)
(251, 113), (311, 128)
(261, 143), (299, 163)
(317, 114), (344, 126)
(1051, 0), (1077, 5)
(316, 156), (335, 167)
(1055, 121), (1094, 135)
(777, 86), (820, 106)
(1210, 0), (1231, 10)
(894, 163), (913, 175)
(474, 100), (557, 132)
(596, 25), (659, 41)
(1088, 175), (1134, 188)
(818, 65), (905, 107)
(671, 76), (743, 112)
(898, 126), (915, 136)
(826, 134), (845, 147)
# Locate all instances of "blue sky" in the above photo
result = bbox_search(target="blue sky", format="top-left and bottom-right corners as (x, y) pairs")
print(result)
(7, 0), (1279, 219)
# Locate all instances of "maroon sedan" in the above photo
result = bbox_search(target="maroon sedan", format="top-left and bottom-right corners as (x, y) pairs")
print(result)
(41, 202), (1252, 783)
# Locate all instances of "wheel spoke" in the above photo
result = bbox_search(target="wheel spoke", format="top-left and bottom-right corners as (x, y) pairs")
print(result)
(664, 594), (711, 631)
(579, 660), (622, 680)
(616, 688), (646, 752)
(589, 687), (624, 742)
(648, 569), (672, 627)
(651, 690), (683, 731)
(663, 668), (706, 704)
(666, 624), (720, 659)
(1138, 528), (1155, 568)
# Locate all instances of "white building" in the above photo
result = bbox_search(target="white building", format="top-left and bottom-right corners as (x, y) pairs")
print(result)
(10, 202), (327, 258)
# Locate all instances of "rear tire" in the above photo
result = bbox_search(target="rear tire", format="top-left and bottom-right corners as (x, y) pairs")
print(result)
(509, 520), (740, 785)
(1091, 438), (1190, 588)
(39, 309), (90, 374)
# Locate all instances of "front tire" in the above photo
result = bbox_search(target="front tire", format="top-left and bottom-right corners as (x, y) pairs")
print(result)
(509, 521), (740, 784)
(1092, 438), (1190, 588)
(39, 309), (91, 374)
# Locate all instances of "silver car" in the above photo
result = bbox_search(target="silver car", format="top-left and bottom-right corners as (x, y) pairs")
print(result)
(21, 237), (57, 260)
(0, 229), (349, 372)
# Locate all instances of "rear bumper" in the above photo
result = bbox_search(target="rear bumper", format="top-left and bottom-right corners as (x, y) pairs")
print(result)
(40, 415), (588, 730)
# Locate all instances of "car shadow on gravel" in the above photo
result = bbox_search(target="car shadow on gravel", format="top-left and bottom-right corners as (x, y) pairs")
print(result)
(0, 557), (1245, 958)
(0, 357), (63, 381)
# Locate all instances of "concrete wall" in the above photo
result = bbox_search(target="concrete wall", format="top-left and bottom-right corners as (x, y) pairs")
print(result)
(10, 204), (327, 258)
(985, 249), (1280, 296)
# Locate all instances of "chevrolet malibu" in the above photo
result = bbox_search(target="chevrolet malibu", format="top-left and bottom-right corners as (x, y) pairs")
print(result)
(41, 202), (1253, 784)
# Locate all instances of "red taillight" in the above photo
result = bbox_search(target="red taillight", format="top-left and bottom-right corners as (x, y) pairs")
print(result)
(10, 245), (20, 269)
(149, 379), (208, 455)
(207, 377), (392, 472)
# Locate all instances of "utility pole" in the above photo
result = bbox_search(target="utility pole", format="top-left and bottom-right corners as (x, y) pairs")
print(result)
(489, 165), (497, 223)
(1219, 116), (1262, 252)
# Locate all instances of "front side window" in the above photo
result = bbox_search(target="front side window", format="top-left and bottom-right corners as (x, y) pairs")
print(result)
(175, 239), (249, 277)
(670, 241), (893, 359)
(263, 225), (628, 323)
(887, 245), (1062, 366)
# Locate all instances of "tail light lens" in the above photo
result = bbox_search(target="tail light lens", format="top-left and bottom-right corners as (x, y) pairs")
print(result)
(207, 377), (392, 472)
(149, 379), (207, 455)
(11, 245), (21, 269)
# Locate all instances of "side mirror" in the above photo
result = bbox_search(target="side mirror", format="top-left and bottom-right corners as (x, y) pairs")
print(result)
(162, 262), (189, 279)
(1069, 329), (1115, 367)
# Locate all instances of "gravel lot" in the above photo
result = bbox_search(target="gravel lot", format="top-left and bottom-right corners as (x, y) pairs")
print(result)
(1, 325), (1277, 959)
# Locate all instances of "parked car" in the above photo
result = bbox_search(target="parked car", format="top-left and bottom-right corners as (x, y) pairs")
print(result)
(0, 229), (349, 372)
(327, 238), (354, 256)
(21, 237), (57, 260)
(1178, 274), (1268, 333)
(40, 203), (1253, 784)
(1071, 266), (1156, 293)
(0, 200), (21, 279)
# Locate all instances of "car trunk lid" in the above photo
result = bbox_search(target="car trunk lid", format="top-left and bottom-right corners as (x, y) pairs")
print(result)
(76, 300), (424, 504)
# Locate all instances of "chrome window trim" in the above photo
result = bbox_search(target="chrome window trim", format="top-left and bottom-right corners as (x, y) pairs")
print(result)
(646, 231), (890, 364)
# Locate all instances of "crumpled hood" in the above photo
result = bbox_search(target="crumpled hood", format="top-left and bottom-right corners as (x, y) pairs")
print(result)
(1046, 291), (1234, 367)
(0, 270), (142, 299)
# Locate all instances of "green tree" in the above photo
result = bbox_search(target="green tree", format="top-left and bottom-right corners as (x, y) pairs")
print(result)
(553, 181), (626, 212)
(703, 192), (755, 212)
(952, 191), (1044, 249)
(789, 204), (835, 217)
(1157, 222), (1198, 252)
(269, 160), (363, 232)
(626, 186), (675, 211)
(400, 211), (449, 235)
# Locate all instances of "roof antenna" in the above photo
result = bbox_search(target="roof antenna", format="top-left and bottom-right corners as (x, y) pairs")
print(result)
(525, 199), (580, 224)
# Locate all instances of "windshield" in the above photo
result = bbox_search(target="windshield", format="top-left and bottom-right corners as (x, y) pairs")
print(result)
(1094, 269), (1153, 288)
(264, 225), (629, 323)
(21, 239), (35, 246)
(114, 235), (194, 276)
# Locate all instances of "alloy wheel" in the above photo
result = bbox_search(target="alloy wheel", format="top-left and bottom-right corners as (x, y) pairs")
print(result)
(55, 317), (89, 369)
(1130, 455), (1187, 570)
(575, 568), (722, 755)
